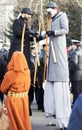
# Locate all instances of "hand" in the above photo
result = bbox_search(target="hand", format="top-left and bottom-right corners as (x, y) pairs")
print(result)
(36, 35), (43, 42)
(46, 31), (54, 36)
(29, 30), (37, 37)
(25, 29), (36, 36)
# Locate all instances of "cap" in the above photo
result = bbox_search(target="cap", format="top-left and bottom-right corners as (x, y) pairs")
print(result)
(21, 8), (32, 15)
(71, 39), (80, 45)
(46, 2), (58, 8)
(30, 45), (35, 49)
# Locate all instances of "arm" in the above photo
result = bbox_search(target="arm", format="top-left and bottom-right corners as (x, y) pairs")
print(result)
(0, 73), (12, 95)
(13, 19), (22, 38)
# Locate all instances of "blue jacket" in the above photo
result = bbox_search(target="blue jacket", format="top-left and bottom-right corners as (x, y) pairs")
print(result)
(67, 94), (82, 130)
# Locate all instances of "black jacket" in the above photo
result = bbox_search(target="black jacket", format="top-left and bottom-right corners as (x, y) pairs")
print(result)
(69, 48), (82, 81)
(38, 49), (45, 84)
(8, 16), (33, 68)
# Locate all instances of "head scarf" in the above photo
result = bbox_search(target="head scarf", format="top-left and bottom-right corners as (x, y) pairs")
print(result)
(8, 51), (28, 73)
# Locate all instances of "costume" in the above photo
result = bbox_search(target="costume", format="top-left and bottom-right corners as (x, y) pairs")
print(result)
(0, 51), (32, 130)
(44, 2), (71, 129)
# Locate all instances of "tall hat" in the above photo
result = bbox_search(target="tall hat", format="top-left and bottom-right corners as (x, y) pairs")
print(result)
(21, 8), (32, 15)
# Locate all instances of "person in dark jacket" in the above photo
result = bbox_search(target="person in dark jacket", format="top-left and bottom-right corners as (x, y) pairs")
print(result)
(68, 39), (82, 104)
(37, 41), (48, 111)
(67, 94), (82, 130)
(8, 7), (34, 67)
(29, 45), (36, 105)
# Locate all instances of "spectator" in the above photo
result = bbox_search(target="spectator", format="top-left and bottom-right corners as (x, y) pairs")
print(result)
(68, 39), (82, 104)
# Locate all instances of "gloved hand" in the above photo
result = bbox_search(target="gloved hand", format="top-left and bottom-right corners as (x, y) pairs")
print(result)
(29, 30), (38, 37)
(46, 31), (54, 36)
(36, 35), (43, 42)
(26, 29), (38, 37)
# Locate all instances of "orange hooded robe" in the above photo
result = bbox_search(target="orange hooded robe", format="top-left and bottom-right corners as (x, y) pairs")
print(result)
(0, 51), (32, 130)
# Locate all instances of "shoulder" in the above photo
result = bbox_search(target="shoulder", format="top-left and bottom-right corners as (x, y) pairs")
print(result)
(59, 11), (68, 19)
(55, 11), (68, 21)
(6, 70), (15, 76)
(76, 48), (82, 55)
(59, 11), (67, 16)
(59, 12), (68, 25)
(13, 18), (21, 26)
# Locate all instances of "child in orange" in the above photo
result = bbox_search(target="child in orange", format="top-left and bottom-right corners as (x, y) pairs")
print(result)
(0, 51), (32, 130)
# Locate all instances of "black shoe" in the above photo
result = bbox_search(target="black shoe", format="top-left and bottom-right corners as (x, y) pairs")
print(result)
(60, 127), (67, 130)
(46, 123), (56, 127)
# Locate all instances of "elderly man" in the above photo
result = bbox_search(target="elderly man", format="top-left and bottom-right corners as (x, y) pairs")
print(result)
(44, 2), (71, 130)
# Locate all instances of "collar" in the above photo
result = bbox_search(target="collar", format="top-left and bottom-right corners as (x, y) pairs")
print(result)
(52, 11), (63, 21)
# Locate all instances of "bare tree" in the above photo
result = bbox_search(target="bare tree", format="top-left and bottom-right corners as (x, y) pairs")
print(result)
(76, 0), (82, 8)
(75, 0), (82, 41)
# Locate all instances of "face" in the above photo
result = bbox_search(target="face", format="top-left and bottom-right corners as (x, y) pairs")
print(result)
(24, 13), (31, 19)
(31, 48), (36, 56)
(47, 8), (58, 17)
(72, 44), (77, 51)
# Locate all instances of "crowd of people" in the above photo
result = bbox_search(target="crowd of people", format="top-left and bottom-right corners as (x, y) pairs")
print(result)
(0, 1), (82, 130)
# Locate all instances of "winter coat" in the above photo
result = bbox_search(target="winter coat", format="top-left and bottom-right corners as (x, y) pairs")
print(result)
(8, 16), (33, 68)
(67, 94), (82, 130)
(0, 51), (32, 130)
(46, 11), (69, 81)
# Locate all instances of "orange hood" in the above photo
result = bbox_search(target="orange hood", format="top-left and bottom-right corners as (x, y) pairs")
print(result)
(8, 51), (29, 73)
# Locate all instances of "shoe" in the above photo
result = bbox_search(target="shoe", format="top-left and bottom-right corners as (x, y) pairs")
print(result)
(46, 123), (56, 126)
(60, 127), (67, 130)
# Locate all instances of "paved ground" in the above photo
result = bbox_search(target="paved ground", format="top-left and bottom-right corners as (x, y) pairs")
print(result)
(30, 103), (60, 130)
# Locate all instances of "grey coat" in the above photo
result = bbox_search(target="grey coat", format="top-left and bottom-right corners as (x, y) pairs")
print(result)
(46, 11), (69, 82)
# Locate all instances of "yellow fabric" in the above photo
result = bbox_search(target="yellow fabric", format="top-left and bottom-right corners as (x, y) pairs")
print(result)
(8, 91), (28, 98)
